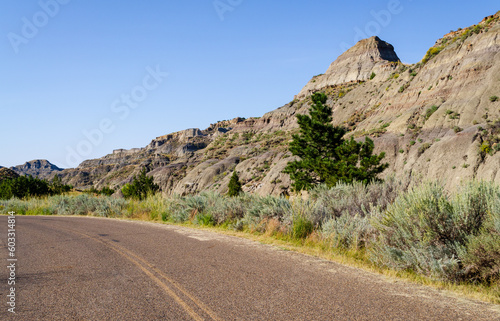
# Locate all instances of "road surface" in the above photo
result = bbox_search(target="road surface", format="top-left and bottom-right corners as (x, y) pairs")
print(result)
(0, 216), (499, 320)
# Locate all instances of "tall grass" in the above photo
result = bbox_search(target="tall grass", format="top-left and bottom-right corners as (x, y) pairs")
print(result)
(1, 178), (498, 289)
(0, 194), (127, 217)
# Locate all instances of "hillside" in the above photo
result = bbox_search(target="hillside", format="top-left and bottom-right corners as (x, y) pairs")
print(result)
(11, 160), (63, 180)
(58, 12), (500, 195)
(0, 167), (20, 182)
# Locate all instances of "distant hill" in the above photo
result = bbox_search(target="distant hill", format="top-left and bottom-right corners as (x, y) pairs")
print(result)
(0, 168), (20, 182)
(11, 160), (63, 180)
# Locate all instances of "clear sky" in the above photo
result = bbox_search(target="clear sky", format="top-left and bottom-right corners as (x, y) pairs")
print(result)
(1, 1), (498, 168)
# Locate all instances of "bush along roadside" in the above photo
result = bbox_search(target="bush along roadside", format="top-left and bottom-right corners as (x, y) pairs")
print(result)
(1, 178), (499, 302)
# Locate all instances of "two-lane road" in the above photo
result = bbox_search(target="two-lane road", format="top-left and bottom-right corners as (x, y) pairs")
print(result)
(1, 216), (499, 320)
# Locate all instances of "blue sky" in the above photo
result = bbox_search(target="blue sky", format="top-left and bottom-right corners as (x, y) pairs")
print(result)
(1, 1), (498, 168)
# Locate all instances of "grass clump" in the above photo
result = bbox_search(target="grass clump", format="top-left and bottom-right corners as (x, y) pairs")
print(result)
(292, 215), (313, 239)
(424, 105), (439, 121)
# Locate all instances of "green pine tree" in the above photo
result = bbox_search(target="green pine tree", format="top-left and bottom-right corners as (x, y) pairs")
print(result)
(122, 168), (159, 200)
(227, 171), (243, 197)
(283, 93), (388, 191)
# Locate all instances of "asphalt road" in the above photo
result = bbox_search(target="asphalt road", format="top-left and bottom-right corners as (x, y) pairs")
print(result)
(0, 216), (499, 320)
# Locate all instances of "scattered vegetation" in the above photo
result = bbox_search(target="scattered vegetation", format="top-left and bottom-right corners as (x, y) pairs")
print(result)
(3, 178), (500, 302)
(422, 46), (445, 64)
(477, 119), (500, 157)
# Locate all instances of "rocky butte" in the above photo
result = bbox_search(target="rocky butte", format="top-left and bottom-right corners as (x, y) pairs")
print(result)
(10, 160), (62, 180)
(17, 12), (500, 196)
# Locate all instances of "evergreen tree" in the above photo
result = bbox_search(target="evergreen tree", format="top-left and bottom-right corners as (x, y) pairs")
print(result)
(50, 175), (72, 194)
(283, 93), (388, 191)
(122, 168), (159, 200)
(227, 171), (243, 197)
(0, 175), (52, 199)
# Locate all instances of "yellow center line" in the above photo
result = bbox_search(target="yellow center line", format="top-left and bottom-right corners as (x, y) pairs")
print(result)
(66, 229), (219, 321)
(118, 243), (223, 321)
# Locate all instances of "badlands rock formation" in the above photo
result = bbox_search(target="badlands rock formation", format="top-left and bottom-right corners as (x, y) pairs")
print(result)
(11, 160), (62, 180)
(20, 12), (500, 196)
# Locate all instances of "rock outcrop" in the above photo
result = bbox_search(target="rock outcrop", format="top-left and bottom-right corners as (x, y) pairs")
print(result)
(11, 160), (63, 180)
(296, 36), (400, 99)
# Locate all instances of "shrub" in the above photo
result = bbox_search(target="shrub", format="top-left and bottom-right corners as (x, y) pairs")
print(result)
(398, 83), (410, 93)
(472, 24), (483, 34)
(308, 178), (404, 226)
(246, 196), (291, 221)
(122, 168), (159, 200)
(418, 143), (431, 156)
(370, 183), (464, 280)
(490, 96), (499, 102)
(322, 213), (374, 251)
(464, 229), (500, 283)
(85, 186), (115, 196)
(424, 105), (439, 121)
(100, 186), (115, 196)
(453, 126), (463, 133)
(422, 46), (444, 64)
(480, 143), (491, 155)
(370, 72), (376, 80)
(371, 181), (500, 281)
